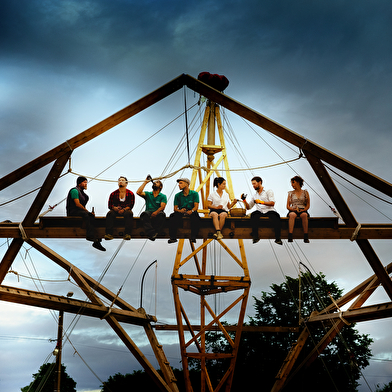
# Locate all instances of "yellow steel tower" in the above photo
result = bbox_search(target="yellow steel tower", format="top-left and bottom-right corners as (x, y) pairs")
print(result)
(171, 100), (251, 392)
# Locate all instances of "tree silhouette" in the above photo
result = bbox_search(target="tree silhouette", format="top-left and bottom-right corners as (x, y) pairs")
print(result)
(198, 272), (373, 392)
(21, 363), (76, 392)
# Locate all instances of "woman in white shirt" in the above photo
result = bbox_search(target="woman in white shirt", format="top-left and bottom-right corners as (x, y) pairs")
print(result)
(207, 177), (237, 240)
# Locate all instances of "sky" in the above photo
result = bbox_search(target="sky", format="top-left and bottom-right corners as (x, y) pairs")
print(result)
(1, 0), (392, 391)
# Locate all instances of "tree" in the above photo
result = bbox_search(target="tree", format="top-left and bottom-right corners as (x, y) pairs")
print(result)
(101, 369), (201, 392)
(199, 272), (373, 392)
(21, 363), (76, 392)
(376, 381), (392, 392)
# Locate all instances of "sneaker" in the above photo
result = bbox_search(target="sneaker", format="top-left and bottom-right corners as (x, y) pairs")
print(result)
(252, 238), (260, 244)
(213, 232), (218, 239)
(104, 234), (113, 240)
(123, 234), (131, 240)
(92, 241), (106, 251)
(149, 232), (158, 241)
(275, 239), (283, 245)
(288, 234), (293, 243)
(216, 231), (223, 240)
(168, 238), (177, 244)
(304, 237), (310, 243)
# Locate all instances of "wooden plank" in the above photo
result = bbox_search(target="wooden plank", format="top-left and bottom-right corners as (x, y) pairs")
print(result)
(0, 238), (24, 284)
(23, 151), (72, 225)
(2, 219), (392, 240)
(26, 238), (139, 312)
(305, 153), (392, 300)
(271, 328), (310, 392)
(307, 302), (392, 323)
(0, 285), (156, 325)
(153, 325), (300, 333)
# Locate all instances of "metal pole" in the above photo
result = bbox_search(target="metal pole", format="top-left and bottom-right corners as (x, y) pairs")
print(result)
(140, 260), (157, 309)
(54, 310), (63, 392)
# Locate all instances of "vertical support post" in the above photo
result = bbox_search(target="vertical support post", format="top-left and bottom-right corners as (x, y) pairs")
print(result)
(54, 310), (64, 392)
(172, 98), (251, 392)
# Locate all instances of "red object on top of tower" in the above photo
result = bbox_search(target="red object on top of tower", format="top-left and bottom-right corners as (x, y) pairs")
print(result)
(198, 72), (229, 91)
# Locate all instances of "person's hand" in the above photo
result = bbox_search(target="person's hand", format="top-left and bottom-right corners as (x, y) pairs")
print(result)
(232, 198), (238, 204)
(186, 209), (193, 215)
(151, 211), (158, 217)
(217, 204), (223, 209)
(240, 193), (247, 201)
(118, 208), (124, 215)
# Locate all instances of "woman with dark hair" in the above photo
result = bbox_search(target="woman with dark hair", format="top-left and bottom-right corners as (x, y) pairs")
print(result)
(207, 177), (237, 240)
(286, 176), (310, 243)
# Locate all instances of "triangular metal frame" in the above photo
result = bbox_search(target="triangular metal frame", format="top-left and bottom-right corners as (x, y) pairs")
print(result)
(1, 73), (391, 391)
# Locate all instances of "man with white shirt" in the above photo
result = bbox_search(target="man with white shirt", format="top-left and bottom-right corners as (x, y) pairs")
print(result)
(242, 176), (282, 245)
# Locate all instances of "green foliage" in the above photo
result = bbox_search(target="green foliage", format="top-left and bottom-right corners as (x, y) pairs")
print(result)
(21, 363), (76, 392)
(202, 272), (373, 392)
(376, 380), (392, 392)
(101, 368), (201, 392)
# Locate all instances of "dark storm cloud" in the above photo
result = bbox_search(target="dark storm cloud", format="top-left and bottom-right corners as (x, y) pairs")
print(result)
(1, 1), (392, 391)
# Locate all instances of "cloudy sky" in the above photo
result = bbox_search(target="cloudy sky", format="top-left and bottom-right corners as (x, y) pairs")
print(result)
(1, 0), (392, 391)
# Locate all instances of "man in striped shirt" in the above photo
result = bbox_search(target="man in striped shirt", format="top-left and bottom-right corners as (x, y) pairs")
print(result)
(104, 176), (135, 240)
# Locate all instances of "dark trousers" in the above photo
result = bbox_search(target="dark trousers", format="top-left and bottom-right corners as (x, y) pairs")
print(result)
(68, 210), (97, 241)
(169, 211), (200, 239)
(140, 211), (166, 236)
(251, 210), (281, 240)
(105, 210), (133, 235)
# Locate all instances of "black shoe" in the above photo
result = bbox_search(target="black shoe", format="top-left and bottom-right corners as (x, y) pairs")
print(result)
(304, 234), (310, 243)
(149, 232), (158, 241)
(168, 238), (177, 244)
(252, 238), (260, 244)
(275, 239), (283, 245)
(92, 241), (106, 251)
(190, 238), (196, 243)
(288, 233), (293, 243)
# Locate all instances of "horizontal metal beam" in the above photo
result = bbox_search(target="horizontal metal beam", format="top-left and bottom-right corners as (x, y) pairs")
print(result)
(0, 285), (156, 325)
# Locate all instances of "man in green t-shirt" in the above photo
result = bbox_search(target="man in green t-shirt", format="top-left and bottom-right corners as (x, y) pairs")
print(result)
(168, 178), (200, 244)
(137, 175), (167, 241)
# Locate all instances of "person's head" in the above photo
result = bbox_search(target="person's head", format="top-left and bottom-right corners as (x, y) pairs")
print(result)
(118, 176), (128, 188)
(77, 176), (88, 189)
(291, 175), (304, 188)
(251, 176), (263, 191)
(213, 177), (226, 189)
(177, 178), (190, 190)
(152, 180), (163, 192)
